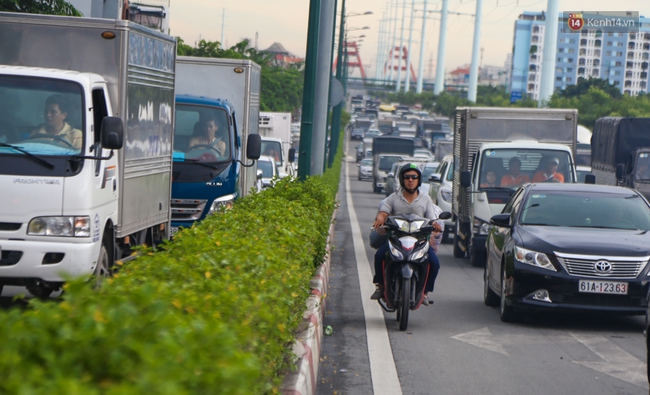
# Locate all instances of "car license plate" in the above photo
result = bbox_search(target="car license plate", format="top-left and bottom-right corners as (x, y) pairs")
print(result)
(579, 280), (628, 295)
(170, 226), (179, 237)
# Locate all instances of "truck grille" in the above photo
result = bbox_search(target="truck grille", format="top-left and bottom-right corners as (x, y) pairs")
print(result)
(555, 251), (649, 279)
(170, 199), (208, 221)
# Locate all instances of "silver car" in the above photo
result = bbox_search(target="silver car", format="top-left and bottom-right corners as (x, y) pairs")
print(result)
(428, 157), (454, 241)
(358, 158), (373, 181)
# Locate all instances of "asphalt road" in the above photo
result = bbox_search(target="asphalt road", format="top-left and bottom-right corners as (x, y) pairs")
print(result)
(316, 138), (648, 395)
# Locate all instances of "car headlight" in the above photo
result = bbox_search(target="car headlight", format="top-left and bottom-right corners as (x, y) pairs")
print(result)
(27, 216), (90, 237)
(209, 194), (235, 214)
(388, 240), (404, 260)
(441, 189), (452, 203)
(514, 246), (557, 272)
(473, 218), (490, 235)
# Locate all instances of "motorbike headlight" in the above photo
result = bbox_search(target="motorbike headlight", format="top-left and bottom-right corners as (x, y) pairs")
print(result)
(441, 189), (452, 203)
(515, 246), (556, 272)
(411, 241), (429, 260)
(473, 218), (490, 235)
(388, 240), (404, 260)
(27, 216), (90, 237)
(209, 194), (235, 214)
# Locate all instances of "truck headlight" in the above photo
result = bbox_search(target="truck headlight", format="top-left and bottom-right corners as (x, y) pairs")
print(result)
(209, 194), (235, 214)
(473, 218), (490, 235)
(441, 189), (452, 203)
(28, 216), (90, 237)
(515, 246), (556, 272)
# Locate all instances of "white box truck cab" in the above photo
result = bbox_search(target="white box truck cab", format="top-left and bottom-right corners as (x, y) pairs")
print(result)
(0, 13), (176, 297)
(452, 107), (578, 267)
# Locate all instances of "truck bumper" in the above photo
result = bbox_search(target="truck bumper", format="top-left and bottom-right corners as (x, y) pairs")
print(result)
(0, 239), (96, 283)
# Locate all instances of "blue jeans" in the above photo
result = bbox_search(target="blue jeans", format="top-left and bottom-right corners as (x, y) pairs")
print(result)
(373, 243), (440, 293)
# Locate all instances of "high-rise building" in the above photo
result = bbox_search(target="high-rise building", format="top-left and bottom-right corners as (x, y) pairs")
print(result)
(510, 11), (650, 101)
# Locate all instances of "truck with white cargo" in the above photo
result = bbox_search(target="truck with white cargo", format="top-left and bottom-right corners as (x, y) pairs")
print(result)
(0, 12), (176, 297)
(170, 57), (262, 235)
(372, 136), (415, 193)
(259, 111), (294, 177)
(591, 117), (650, 200)
(452, 107), (578, 267)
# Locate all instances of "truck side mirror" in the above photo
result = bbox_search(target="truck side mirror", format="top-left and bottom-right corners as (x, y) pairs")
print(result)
(246, 134), (261, 160)
(584, 174), (596, 184)
(288, 148), (296, 163)
(615, 163), (625, 180)
(100, 116), (124, 150)
(461, 170), (471, 188)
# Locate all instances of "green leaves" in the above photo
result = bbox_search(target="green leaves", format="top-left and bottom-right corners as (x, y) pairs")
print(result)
(0, 0), (81, 16)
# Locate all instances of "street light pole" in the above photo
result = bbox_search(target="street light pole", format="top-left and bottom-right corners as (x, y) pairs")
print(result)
(328, 0), (346, 168)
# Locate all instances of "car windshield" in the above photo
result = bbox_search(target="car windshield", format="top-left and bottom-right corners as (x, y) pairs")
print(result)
(361, 158), (373, 166)
(520, 190), (650, 230)
(174, 104), (231, 163)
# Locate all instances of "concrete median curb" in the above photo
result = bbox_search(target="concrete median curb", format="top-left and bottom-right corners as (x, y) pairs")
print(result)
(281, 212), (335, 395)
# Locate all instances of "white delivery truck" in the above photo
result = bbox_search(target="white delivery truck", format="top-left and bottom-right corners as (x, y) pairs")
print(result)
(452, 107), (578, 267)
(0, 12), (176, 297)
(259, 112), (294, 177)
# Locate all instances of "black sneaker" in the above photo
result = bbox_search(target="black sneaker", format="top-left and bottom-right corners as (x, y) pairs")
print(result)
(370, 286), (384, 300)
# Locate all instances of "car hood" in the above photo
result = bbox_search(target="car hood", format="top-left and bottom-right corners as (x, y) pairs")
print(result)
(516, 226), (650, 257)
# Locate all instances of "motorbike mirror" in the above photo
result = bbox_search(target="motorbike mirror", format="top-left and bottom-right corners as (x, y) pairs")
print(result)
(438, 211), (452, 220)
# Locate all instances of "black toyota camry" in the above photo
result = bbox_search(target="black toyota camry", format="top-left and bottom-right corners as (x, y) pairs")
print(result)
(483, 182), (650, 322)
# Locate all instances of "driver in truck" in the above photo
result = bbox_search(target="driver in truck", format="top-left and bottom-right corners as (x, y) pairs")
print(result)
(189, 116), (226, 155)
(30, 94), (82, 150)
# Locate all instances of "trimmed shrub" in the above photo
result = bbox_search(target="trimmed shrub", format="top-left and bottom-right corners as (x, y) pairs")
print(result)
(0, 131), (343, 395)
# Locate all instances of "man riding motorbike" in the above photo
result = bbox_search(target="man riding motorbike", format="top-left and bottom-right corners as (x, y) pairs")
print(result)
(371, 163), (444, 305)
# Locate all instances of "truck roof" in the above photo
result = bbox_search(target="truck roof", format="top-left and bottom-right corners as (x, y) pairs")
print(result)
(0, 65), (88, 79)
(478, 141), (574, 151)
(175, 94), (232, 110)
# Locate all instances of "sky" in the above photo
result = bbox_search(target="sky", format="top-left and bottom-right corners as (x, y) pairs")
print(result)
(169, 0), (650, 80)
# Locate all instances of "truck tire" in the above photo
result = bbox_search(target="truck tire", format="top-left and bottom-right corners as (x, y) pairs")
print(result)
(453, 220), (466, 258)
(93, 243), (111, 290)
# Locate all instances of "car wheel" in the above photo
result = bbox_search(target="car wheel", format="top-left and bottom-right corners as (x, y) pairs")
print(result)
(499, 264), (519, 322)
(483, 263), (499, 307)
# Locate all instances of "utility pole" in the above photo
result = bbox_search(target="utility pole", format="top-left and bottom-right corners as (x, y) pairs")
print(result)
(404, 0), (415, 92)
(433, 0), (448, 95)
(396, 0), (406, 92)
(467, 0), (482, 102)
(221, 8), (225, 45)
(297, 0), (322, 180)
(416, 0), (429, 93)
(539, 0), (559, 107)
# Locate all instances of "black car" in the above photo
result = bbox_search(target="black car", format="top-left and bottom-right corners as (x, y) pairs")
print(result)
(484, 183), (650, 322)
(351, 128), (365, 140)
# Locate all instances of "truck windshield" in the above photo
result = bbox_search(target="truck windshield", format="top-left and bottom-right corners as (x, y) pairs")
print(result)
(0, 75), (83, 156)
(261, 140), (283, 166)
(635, 152), (650, 182)
(173, 104), (231, 163)
(479, 148), (574, 190)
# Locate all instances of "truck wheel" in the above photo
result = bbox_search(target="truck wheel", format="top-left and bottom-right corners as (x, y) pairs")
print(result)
(93, 242), (112, 290)
(453, 221), (465, 258)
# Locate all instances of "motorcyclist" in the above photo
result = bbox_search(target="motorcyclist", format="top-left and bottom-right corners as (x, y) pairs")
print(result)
(371, 163), (443, 305)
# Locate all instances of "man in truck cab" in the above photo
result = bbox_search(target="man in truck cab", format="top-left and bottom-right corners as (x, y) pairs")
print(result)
(532, 157), (564, 183)
(188, 115), (227, 156)
(30, 94), (82, 150)
(500, 156), (530, 187)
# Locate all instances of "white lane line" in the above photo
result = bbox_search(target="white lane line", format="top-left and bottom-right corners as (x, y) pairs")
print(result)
(345, 158), (403, 395)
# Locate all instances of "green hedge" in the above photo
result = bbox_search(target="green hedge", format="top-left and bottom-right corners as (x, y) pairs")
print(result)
(0, 131), (343, 395)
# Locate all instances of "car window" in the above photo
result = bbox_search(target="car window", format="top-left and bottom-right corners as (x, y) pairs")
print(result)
(503, 188), (524, 215)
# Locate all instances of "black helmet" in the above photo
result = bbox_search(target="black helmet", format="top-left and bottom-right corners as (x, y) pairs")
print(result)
(399, 163), (422, 189)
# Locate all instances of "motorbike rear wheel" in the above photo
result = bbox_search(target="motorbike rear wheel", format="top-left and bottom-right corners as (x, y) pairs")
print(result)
(398, 276), (411, 331)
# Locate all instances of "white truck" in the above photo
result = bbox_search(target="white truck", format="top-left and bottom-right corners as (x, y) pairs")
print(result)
(259, 112), (294, 177)
(452, 107), (578, 267)
(0, 12), (176, 297)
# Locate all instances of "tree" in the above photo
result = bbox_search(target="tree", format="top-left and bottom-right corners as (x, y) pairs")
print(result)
(0, 0), (81, 15)
(176, 38), (303, 114)
(555, 77), (621, 99)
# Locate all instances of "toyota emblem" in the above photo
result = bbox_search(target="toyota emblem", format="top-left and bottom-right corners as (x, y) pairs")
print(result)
(594, 260), (612, 273)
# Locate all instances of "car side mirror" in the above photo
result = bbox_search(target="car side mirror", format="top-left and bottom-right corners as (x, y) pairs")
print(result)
(256, 169), (263, 180)
(388, 172), (394, 178)
(490, 213), (511, 228)
(429, 174), (441, 183)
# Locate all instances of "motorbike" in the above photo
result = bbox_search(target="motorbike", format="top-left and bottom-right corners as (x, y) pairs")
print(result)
(377, 211), (452, 331)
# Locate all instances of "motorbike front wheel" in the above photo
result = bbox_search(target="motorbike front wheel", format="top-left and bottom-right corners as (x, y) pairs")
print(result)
(398, 276), (411, 331)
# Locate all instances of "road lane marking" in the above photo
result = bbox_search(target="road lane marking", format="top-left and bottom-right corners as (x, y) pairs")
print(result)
(345, 158), (403, 395)
(571, 332), (648, 389)
(451, 327), (509, 356)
